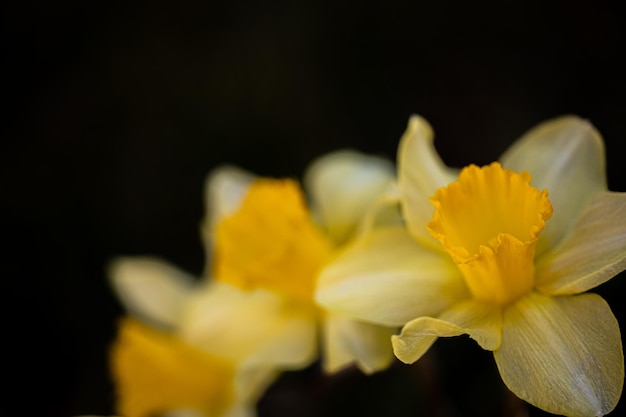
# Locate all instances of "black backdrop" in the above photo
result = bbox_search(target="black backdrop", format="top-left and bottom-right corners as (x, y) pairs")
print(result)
(3, 1), (625, 416)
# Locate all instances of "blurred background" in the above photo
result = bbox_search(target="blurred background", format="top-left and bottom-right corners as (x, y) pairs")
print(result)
(3, 1), (625, 416)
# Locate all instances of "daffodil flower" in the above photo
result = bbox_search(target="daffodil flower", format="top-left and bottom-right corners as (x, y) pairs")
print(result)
(110, 314), (236, 417)
(107, 150), (399, 416)
(106, 168), (295, 417)
(109, 258), (277, 417)
(180, 150), (399, 375)
(316, 115), (626, 416)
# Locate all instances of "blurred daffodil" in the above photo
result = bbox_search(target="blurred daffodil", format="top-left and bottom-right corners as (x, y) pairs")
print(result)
(316, 115), (626, 416)
(111, 316), (235, 417)
(181, 150), (399, 375)
(109, 258), (277, 417)
(107, 150), (399, 417)
(107, 168), (289, 417)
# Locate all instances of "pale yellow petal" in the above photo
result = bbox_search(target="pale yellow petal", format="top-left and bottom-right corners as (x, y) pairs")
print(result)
(240, 307), (317, 370)
(233, 367), (278, 405)
(200, 165), (255, 266)
(397, 115), (458, 248)
(322, 313), (395, 374)
(179, 282), (317, 370)
(315, 227), (467, 327)
(392, 317), (459, 364)
(304, 149), (395, 245)
(165, 410), (228, 417)
(203, 165), (255, 228)
(220, 403), (256, 417)
(536, 191), (626, 294)
(392, 300), (502, 364)
(437, 300), (503, 351)
(109, 257), (195, 329)
(165, 411), (209, 417)
(356, 183), (404, 236)
(495, 292), (624, 417)
(499, 116), (607, 255)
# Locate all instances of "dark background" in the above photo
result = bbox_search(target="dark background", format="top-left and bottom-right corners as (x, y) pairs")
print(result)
(3, 1), (625, 416)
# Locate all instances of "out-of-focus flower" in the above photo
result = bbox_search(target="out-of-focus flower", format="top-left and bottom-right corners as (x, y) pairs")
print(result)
(107, 150), (399, 417)
(109, 258), (276, 417)
(316, 115), (626, 416)
(111, 316), (235, 417)
(106, 168), (284, 417)
(181, 150), (399, 375)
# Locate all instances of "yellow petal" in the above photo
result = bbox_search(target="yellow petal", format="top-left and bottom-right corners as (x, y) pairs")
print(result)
(397, 115), (459, 248)
(214, 178), (334, 303)
(499, 116), (607, 255)
(536, 191), (626, 295)
(316, 227), (467, 327)
(108, 257), (194, 328)
(303, 149), (395, 245)
(392, 300), (502, 364)
(179, 282), (317, 372)
(322, 313), (395, 374)
(495, 292), (624, 417)
(111, 317), (235, 417)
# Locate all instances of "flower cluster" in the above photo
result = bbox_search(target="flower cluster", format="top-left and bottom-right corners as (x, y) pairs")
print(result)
(103, 115), (625, 417)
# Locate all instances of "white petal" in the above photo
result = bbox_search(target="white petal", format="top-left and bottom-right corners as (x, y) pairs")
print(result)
(536, 191), (626, 294)
(109, 257), (195, 328)
(179, 282), (317, 370)
(495, 292), (624, 417)
(316, 227), (467, 327)
(304, 149), (395, 244)
(499, 116), (607, 254)
(322, 313), (395, 374)
(397, 115), (459, 248)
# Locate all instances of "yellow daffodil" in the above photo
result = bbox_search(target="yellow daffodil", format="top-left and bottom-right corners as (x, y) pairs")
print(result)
(107, 150), (400, 416)
(110, 316), (235, 417)
(109, 258), (277, 417)
(316, 115), (626, 416)
(107, 168), (296, 417)
(180, 150), (399, 375)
